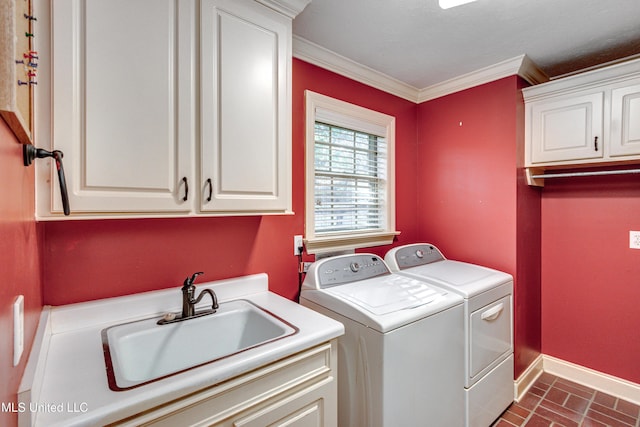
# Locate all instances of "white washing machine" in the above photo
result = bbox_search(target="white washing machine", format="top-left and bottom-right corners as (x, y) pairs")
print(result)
(385, 244), (514, 427)
(300, 253), (465, 427)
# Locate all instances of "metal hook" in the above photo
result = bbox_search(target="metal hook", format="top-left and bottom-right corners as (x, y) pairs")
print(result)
(23, 145), (70, 216)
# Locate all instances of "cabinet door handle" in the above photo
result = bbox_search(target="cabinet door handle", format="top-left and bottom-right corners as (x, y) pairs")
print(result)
(206, 178), (213, 202)
(594, 136), (598, 151)
(182, 177), (189, 201)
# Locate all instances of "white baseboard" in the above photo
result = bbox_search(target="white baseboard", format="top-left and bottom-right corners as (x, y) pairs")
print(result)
(542, 355), (640, 405)
(514, 354), (544, 402)
(514, 354), (640, 406)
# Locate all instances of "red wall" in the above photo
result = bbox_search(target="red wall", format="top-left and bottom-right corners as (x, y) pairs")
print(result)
(18, 55), (640, 394)
(41, 59), (419, 305)
(541, 174), (640, 383)
(0, 119), (43, 427)
(416, 76), (542, 378)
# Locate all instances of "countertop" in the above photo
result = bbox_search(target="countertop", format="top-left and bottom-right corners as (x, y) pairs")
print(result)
(18, 273), (344, 427)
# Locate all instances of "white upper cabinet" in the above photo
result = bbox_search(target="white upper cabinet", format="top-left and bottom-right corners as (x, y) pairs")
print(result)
(47, 0), (194, 214)
(200, 0), (290, 213)
(528, 91), (604, 164)
(524, 57), (640, 170)
(610, 82), (640, 157)
(35, 0), (306, 219)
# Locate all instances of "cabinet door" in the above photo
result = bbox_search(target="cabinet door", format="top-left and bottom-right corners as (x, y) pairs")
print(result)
(610, 83), (640, 157)
(529, 92), (604, 164)
(233, 385), (332, 427)
(200, 0), (291, 214)
(50, 0), (194, 214)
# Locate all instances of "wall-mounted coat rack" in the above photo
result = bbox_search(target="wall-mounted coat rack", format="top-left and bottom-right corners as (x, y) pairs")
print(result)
(1, 0), (37, 144)
(23, 144), (70, 215)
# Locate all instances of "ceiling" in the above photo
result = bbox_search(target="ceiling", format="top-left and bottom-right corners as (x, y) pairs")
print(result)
(292, 0), (640, 90)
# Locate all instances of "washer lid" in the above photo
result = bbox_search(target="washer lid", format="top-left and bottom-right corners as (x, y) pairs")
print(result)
(325, 274), (445, 316)
(300, 253), (464, 332)
(301, 273), (463, 333)
(399, 260), (512, 298)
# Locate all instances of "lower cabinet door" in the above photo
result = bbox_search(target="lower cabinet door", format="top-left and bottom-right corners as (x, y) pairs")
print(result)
(233, 380), (335, 427)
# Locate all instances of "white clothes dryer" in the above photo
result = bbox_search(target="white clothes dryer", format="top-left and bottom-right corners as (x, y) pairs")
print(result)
(385, 244), (514, 427)
(300, 253), (465, 427)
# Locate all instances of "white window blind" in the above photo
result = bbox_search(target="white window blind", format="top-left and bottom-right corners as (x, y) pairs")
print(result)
(313, 122), (387, 234)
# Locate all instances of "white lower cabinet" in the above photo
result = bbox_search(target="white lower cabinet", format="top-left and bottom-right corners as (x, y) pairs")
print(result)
(35, 0), (300, 218)
(110, 342), (337, 427)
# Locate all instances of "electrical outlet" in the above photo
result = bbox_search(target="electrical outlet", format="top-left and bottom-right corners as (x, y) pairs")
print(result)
(13, 295), (24, 366)
(293, 235), (304, 256)
(630, 231), (640, 249)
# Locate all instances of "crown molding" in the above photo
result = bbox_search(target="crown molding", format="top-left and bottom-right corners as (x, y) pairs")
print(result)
(523, 55), (640, 102)
(416, 54), (549, 103)
(550, 53), (640, 80)
(256, 0), (311, 18)
(518, 54), (551, 86)
(293, 35), (549, 104)
(293, 36), (420, 103)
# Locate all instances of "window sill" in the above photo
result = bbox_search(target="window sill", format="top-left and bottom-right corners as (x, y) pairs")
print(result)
(304, 231), (400, 255)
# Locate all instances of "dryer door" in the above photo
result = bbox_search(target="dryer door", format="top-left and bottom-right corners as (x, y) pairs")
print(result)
(469, 295), (512, 380)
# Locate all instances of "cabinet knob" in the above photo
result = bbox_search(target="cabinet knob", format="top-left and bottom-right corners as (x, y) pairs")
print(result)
(594, 136), (599, 152)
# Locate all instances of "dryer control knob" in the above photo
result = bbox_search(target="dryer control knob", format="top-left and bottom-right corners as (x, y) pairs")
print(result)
(416, 249), (424, 258)
(350, 262), (360, 272)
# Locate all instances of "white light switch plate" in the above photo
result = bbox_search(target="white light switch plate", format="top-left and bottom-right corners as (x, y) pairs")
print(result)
(13, 295), (24, 366)
(630, 231), (640, 249)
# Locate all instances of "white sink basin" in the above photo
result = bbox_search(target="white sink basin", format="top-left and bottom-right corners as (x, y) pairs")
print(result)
(102, 299), (297, 390)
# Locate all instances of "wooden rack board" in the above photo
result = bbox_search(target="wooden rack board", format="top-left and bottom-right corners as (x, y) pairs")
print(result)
(0, 0), (34, 144)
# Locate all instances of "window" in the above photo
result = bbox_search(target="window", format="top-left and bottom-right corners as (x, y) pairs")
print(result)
(304, 91), (399, 254)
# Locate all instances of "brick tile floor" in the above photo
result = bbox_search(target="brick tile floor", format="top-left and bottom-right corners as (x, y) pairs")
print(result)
(492, 373), (640, 427)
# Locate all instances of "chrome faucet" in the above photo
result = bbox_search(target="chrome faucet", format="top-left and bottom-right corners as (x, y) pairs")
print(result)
(158, 272), (219, 325)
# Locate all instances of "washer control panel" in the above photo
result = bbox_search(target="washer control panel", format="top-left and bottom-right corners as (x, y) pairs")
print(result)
(391, 244), (445, 269)
(314, 254), (390, 288)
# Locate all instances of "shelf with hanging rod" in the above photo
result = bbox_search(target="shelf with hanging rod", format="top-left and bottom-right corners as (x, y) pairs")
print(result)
(522, 56), (640, 187)
(526, 167), (640, 187)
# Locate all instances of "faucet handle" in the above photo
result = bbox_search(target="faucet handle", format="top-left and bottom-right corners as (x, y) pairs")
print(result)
(183, 271), (204, 289)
